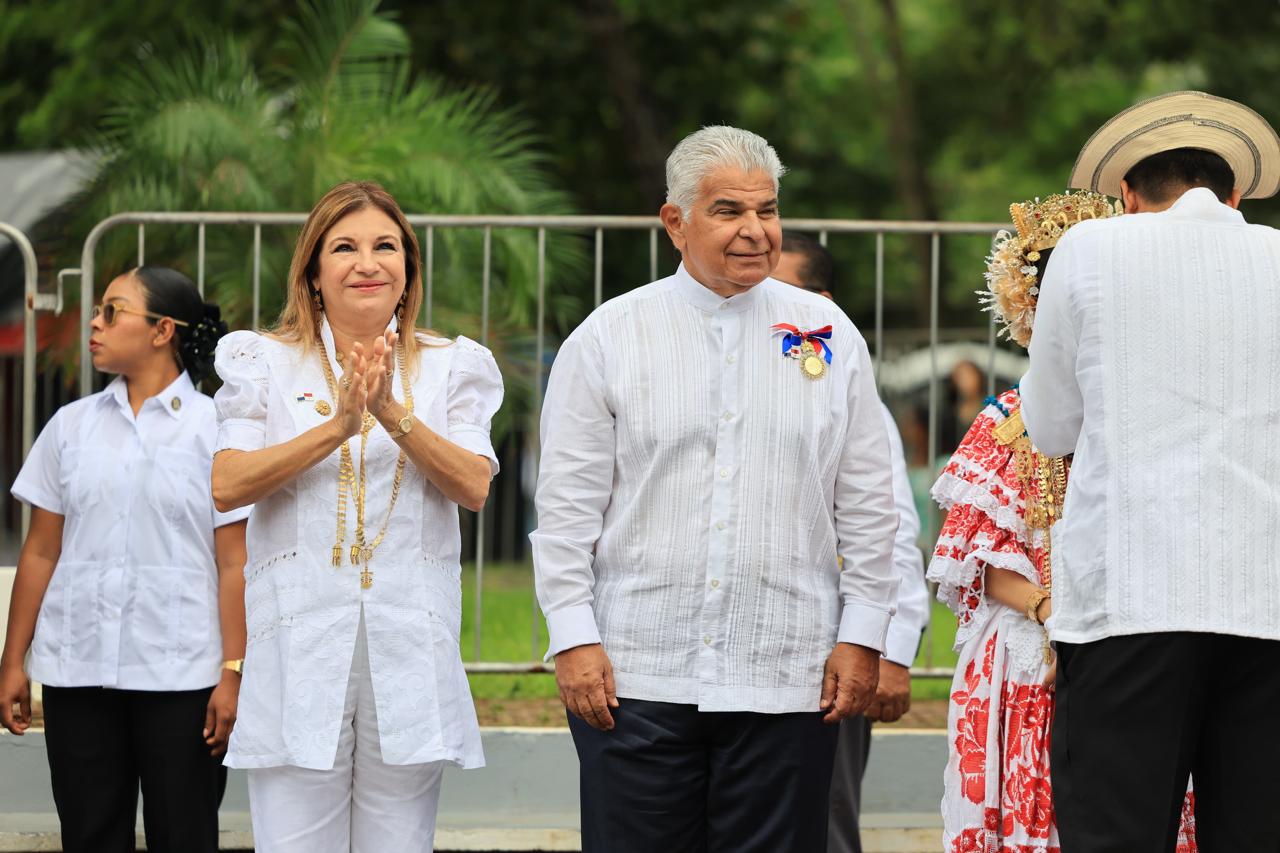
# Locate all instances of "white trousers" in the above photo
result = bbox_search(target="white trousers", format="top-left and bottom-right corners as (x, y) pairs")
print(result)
(247, 612), (446, 853)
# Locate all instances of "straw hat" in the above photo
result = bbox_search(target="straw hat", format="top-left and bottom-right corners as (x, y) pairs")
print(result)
(1069, 91), (1280, 199)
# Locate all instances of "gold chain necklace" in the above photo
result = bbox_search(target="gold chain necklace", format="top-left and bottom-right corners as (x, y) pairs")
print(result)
(317, 338), (414, 589)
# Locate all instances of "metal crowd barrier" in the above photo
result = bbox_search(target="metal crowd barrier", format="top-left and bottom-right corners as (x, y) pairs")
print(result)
(17, 212), (1012, 677)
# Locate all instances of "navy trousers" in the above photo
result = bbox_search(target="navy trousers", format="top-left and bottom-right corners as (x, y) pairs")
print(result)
(569, 698), (839, 853)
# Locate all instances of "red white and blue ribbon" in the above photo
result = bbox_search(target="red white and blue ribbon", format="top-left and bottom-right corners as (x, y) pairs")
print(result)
(771, 323), (833, 364)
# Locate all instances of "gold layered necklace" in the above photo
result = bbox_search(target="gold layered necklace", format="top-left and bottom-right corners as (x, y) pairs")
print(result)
(317, 337), (414, 589)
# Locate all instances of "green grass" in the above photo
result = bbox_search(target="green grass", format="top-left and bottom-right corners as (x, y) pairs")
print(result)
(460, 563), (960, 701)
(459, 562), (559, 700)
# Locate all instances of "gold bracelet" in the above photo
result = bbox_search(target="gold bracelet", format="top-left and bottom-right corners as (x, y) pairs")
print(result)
(1024, 589), (1049, 625)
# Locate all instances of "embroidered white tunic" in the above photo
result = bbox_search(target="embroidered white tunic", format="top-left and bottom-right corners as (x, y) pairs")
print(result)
(213, 322), (501, 770)
(532, 264), (900, 713)
(1021, 187), (1280, 644)
(11, 373), (250, 690)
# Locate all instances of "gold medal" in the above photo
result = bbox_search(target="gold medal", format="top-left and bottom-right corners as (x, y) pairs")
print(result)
(800, 340), (826, 380)
(315, 400), (332, 417)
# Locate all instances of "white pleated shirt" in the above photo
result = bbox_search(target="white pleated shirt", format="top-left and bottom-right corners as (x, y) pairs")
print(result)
(11, 373), (250, 690)
(1022, 188), (1280, 644)
(213, 321), (501, 770)
(532, 264), (900, 713)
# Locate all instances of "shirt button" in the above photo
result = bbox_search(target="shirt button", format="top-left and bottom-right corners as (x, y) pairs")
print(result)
(718, 467), (729, 478)
(716, 521), (727, 531)
(703, 636), (713, 645)
(722, 411), (733, 421)
(710, 579), (720, 589)
(727, 354), (737, 364)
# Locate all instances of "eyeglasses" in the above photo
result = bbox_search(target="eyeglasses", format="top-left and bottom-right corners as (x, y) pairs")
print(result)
(91, 300), (189, 328)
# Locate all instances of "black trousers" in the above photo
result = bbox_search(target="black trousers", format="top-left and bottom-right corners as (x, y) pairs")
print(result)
(568, 699), (840, 853)
(1052, 632), (1280, 853)
(826, 715), (872, 853)
(42, 685), (226, 853)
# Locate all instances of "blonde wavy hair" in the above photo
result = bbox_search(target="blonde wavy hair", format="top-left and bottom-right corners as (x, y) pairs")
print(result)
(272, 181), (440, 367)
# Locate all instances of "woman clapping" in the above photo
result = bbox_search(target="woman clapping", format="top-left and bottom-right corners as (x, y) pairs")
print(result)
(211, 181), (502, 853)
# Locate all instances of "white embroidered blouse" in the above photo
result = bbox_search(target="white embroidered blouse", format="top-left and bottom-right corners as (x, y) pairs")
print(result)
(213, 320), (502, 770)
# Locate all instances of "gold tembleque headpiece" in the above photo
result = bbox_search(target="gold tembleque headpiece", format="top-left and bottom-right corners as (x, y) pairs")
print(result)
(1010, 192), (1117, 256)
(981, 191), (1119, 347)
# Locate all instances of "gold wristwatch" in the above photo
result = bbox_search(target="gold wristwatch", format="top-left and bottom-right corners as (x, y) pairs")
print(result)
(386, 414), (414, 440)
(222, 659), (244, 675)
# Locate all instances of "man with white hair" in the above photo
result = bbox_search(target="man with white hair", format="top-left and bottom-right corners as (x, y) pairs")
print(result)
(532, 126), (900, 851)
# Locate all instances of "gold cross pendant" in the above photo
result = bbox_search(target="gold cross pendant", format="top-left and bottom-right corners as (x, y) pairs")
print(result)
(360, 567), (373, 589)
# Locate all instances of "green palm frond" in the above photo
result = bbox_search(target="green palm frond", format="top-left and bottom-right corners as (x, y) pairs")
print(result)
(274, 0), (409, 124)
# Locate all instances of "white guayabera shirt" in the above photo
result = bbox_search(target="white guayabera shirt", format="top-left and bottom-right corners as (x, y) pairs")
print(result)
(1022, 187), (1280, 645)
(532, 264), (901, 714)
(12, 373), (250, 691)
(213, 319), (501, 770)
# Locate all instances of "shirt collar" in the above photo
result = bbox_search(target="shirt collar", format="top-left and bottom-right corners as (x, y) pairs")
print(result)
(673, 262), (767, 314)
(1163, 187), (1247, 225)
(99, 371), (197, 420)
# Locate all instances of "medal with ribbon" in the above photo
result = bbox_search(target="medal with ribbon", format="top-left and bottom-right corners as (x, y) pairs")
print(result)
(771, 323), (833, 380)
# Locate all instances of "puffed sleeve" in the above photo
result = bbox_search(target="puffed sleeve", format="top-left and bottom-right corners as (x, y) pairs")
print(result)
(11, 407), (66, 515)
(213, 330), (269, 453)
(446, 336), (504, 476)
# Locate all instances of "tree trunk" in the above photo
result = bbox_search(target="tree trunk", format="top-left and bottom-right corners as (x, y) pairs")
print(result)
(839, 0), (940, 318)
(582, 0), (671, 211)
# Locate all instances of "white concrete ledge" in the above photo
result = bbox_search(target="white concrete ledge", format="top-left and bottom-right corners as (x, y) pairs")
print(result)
(2, 725), (945, 852)
(0, 817), (941, 853)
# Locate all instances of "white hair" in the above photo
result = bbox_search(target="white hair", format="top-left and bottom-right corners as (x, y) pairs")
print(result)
(665, 125), (787, 219)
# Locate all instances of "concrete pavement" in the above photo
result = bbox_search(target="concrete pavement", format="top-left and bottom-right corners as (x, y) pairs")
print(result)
(0, 726), (945, 852)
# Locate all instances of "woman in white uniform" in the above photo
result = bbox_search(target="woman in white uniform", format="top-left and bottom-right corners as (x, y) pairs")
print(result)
(211, 180), (502, 853)
(0, 266), (249, 853)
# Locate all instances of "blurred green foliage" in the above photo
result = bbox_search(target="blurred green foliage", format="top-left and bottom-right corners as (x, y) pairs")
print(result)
(2, 0), (1278, 335)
